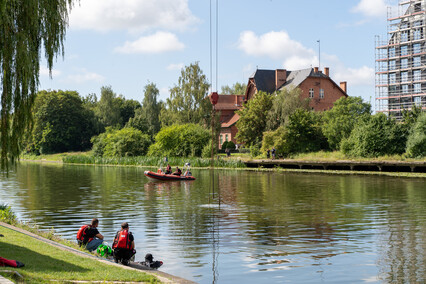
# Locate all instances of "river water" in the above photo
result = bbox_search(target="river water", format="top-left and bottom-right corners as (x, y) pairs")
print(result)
(0, 162), (425, 283)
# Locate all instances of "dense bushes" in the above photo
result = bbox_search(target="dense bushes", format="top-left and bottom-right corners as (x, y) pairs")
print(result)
(91, 127), (151, 157)
(341, 113), (408, 158)
(406, 113), (426, 158)
(148, 124), (210, 157)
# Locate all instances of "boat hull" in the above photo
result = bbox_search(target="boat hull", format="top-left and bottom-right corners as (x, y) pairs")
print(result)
(144, 171), (196, 181)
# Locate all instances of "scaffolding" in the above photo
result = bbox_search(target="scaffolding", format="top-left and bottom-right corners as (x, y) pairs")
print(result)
(375, 0), (426, 119)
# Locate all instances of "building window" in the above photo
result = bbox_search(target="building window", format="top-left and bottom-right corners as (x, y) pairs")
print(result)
(414, 70), (421, 81)
(401, 45), (408, 56)
(401, 71), (409, 82)
(414, 20), (423, 27)
(402, 84), (409, 93)
(413, 56), (421, 67)
(401, 58), (408, 69)
(413, 43), (421, 54)
(414, 83), (421, 93)
(389, 60), (396, 70)
(225, 134), (228, 142)
(309, 88), (314, 98)
(414, 28), (423, 40)
(401, 31), (409, 42)
(389, 73), (396, 84)
(389, 47), (396, 57)
(319, 89), (324, 99)
(220, 135), (223, 146)
(414, 96), (422, 106)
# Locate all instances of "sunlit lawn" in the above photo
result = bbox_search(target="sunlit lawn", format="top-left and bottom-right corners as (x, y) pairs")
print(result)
(0, 226), (158, 283)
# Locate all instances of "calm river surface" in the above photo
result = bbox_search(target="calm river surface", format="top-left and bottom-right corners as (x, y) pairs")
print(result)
(0, 162), (425, 283)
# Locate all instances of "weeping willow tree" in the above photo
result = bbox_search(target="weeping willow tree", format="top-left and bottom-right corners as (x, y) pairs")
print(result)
(0, 0), (74, 168)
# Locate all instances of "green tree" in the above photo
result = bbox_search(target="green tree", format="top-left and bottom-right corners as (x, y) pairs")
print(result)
(284, 109), (328, 155)
(261, 126), (288, 156)
(402, 105), (423, 129)
(266, 87), (311, 130)
(127, 83), (161, 137)
(161, 62), (211, 126)
(148, 124), (210, 157)
(118, 98), (141, 127)
(236, 91), (273, 146)
(406, 112), (426, 158)
(322, 96), (371, 150)
(28, 90), (96, 154)
(91, 127), (151, 157)
(0, 0), (74, 167)
(221, 82), (247, 95)
(341, 113), (408, 158)
(95, 86), (122, 128)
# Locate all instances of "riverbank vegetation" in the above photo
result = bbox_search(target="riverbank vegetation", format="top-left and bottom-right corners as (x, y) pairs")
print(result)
(15, 62), (425, 166)
(0, 205), (158, 283)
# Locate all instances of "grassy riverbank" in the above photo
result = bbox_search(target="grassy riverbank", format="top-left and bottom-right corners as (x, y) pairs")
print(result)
(0, 206), (158, 283)
(22, 151), (425, 167)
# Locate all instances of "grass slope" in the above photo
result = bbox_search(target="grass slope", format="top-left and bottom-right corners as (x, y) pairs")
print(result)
(0, 226), (158, 283)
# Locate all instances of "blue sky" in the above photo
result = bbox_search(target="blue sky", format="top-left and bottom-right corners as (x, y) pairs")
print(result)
(39, 0), (399, 107)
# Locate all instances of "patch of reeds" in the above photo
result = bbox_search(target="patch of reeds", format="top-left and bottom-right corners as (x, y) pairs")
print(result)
(62, 155), (247, 168)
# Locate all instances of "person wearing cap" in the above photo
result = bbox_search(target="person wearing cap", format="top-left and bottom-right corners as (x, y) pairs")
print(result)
(112, 222), (135, 265)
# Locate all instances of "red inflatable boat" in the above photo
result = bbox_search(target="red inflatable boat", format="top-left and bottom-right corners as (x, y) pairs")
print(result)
(144, 169), (195, 181)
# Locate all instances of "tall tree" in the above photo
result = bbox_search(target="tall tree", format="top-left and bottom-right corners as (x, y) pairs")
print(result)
(27, 90), (95, 154)
(95, 86), (122, 128)
(141, 82), (161, 136)
(266, 87), (311, 131)
(322, 96), (371, 150)
(0, 0), (74, 167)
(161, 62), (210, 126)
(236, 91), (273, 146)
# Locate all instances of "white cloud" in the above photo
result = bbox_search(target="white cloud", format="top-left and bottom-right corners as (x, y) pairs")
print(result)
(352, 0), (398, 18)
(334, 66), (375, 87)
(166, 63), (184, 71)
(115, 32), (185, 54)
(70, 0), (199, 33)
(40, 66), (61, 77)
(65, 69), (105, 84)
(238, 30), (316, 61)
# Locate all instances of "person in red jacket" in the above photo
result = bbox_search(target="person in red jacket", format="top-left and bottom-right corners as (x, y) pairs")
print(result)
(76, 218), (104, 252)
(112, 222), (135, 265)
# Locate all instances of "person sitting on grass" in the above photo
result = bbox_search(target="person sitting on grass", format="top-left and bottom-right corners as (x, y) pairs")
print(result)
(172, 166), (182, 176)
(112, 222), (136, 266)
(76, 218), (104, 252)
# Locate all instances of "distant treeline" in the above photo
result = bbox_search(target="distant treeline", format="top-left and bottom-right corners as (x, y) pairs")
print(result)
(22, 62), (426, 160)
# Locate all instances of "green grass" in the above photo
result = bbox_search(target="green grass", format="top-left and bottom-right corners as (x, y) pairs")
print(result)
(21, 152), (91, 162)
(0, 226), (158, 283)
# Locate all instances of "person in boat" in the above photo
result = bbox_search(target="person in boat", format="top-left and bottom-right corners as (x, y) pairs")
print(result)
(172, 166), (182, 176)
(165, 164), (172, 174)
(112, 222), (136, 266)
(76, 218), (104, 252)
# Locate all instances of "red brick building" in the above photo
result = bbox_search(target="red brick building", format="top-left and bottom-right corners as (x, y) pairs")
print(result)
(216, 94), (244, 149)
(246, 67), (348, 111)
(217, 67), (348, 148)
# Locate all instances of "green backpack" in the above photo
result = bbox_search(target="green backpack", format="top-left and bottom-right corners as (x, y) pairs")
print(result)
(97, 244), (112, 257)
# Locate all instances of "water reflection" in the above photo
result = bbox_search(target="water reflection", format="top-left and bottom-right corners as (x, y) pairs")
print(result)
(0, 162), (425, 283)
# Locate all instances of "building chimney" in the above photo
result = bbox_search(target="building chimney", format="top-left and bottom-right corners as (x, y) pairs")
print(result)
(275, 69), (287, 89)
(324, 67), (329, 77)
(340, 82), (347, 93)
(314, 67), (319, 73)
